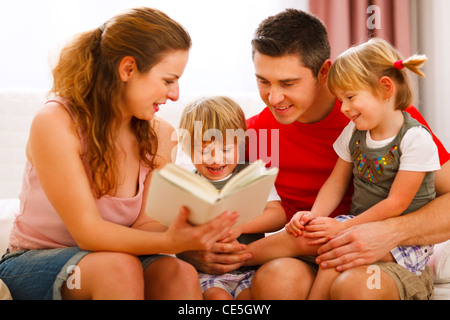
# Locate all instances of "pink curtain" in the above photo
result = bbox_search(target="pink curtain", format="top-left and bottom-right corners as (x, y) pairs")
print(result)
(309, 0), (411, 60)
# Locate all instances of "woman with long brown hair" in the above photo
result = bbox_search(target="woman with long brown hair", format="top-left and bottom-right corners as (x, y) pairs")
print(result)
(0, 7), (238, 300)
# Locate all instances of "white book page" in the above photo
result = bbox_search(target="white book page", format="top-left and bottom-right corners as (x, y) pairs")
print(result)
(159, 163), (219, 200)
(220, 160), (277, 196)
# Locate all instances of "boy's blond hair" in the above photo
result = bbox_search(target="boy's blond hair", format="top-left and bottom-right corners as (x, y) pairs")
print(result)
(179, 96), (247, 155)
(327, 38), (427, 111)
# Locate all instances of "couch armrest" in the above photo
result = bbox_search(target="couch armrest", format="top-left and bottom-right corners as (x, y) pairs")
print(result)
(428, 240), (450, 284)
(0, 198), (18, 256)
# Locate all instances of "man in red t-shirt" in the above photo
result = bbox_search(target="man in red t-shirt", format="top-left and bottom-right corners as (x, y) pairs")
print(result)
(245, 9), (450, 300)
(180, 9), (450, 300)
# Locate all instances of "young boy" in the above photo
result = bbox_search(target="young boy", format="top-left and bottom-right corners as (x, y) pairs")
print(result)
(178, 96), (286, 300)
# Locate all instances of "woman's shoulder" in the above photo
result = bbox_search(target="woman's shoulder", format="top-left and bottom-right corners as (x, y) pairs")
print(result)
(31, 100), (76, 134)
(27, 100), (82, 160)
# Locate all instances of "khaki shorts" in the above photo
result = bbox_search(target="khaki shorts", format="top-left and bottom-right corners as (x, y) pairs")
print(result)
(375, 262), (434, 300)
(297, 257), (434, 300)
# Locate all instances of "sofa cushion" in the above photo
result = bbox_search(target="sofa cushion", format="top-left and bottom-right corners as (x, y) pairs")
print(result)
(428, 240), (450, 284)
(0, 198), (18, 256)
(0, 279), (12, 300)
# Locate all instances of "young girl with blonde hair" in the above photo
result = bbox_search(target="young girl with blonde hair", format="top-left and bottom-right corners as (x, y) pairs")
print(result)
(243, 38), (440, 300)
(0, 8), (238, 300)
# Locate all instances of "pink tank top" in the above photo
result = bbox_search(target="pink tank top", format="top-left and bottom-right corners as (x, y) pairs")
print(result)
(9, 99), (151, 252)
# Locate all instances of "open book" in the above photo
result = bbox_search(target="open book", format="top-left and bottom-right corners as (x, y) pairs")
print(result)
(145, 160), (279, 226)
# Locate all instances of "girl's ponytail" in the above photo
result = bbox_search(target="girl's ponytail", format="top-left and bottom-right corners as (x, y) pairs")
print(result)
(394, 55), (428, 78)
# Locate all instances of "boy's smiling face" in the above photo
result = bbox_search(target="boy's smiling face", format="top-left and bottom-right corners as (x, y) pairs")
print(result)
(192, 140), (239, 181)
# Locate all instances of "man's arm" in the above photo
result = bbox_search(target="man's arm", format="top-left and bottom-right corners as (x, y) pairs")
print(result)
(397, 160), (450, 245)
(316, 160), (450, 271)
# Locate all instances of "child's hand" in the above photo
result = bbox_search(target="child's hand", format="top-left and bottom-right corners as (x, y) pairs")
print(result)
(286, 211), (316, 237)
(220, 225), (243, 243)
(303, 217), (345, 245)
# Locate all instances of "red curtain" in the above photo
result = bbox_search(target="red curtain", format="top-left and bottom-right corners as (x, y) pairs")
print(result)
(309, 0), (411, 60)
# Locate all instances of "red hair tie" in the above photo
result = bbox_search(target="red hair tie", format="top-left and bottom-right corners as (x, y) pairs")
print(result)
(394, 60), (404, 70)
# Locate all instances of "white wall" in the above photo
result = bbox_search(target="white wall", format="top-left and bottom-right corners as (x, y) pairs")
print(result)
(1, 0), (448, 150)
(416, 0), (450, 150)
(0, 0), (308, 97)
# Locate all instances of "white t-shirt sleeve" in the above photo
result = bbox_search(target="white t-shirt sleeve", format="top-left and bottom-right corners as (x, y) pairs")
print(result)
(399, 126), (441, 172)
(333, 123), (440, 172)
(267, 185), (281, 202)
(333, 121), (355, 163)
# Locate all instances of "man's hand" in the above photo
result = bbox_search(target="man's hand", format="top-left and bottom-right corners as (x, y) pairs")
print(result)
(177, 241), (251, 274)
(316, 220), (397, 271)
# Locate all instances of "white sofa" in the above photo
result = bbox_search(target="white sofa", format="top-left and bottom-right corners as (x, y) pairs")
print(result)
(1, 89), (449, 300)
